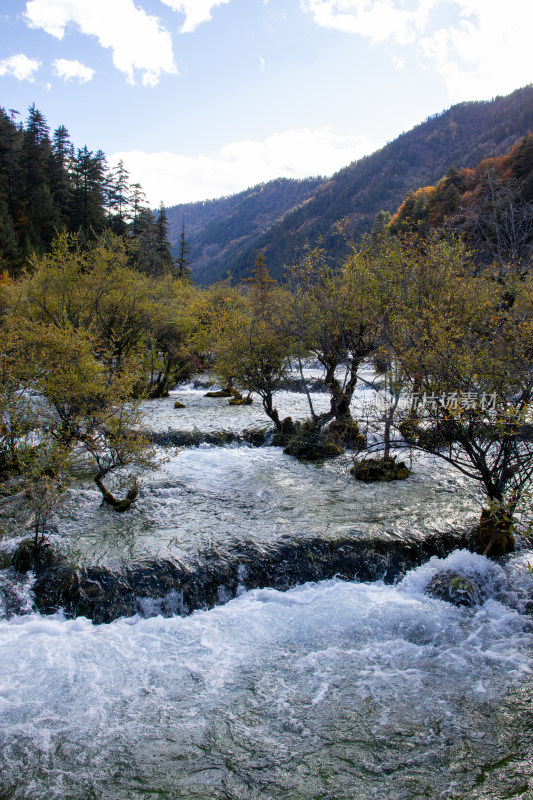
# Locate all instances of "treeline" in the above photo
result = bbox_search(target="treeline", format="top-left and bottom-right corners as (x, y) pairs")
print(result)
(0, 104), (188, 278)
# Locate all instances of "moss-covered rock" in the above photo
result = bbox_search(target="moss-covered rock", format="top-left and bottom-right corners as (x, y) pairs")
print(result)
(205, 383), (241, 399)
(271, 417), (298, 447)
(113, 499), (133, 513)
(228, 394), (253, 406)
(174, 400), (186, 409)
(425, 569), (482, 607)
(205, 389), (233, 398)
(28, 529), (471, 623)
(328, 417), (367, 450)
(11, 538), (55, 573)
(10, 539), (35, 573)
(283, 439), (344, 461)
(350, 455), (410, 482)
(282, 420), (345, 461)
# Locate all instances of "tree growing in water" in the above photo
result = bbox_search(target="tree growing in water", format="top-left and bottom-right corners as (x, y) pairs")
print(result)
(0, 233), (164, 540)
(363, 232), (533, 554)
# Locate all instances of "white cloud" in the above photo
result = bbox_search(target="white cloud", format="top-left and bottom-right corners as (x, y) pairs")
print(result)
(418, 1), (533, 101)
(0, 53), (41, 81)
(24, 0), (177, 85)
(111, 127), (381, 207)
(300, 0), (435, 44)
(160, 0), (230, 34)
(53, 57), (94, 83)
(301, 0), (533, 101)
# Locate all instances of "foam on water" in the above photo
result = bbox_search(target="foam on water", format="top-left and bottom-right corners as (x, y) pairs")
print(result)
(0, 568), (34, 619)
(2, 378), (532, 797)
(1, 551), (532, 799)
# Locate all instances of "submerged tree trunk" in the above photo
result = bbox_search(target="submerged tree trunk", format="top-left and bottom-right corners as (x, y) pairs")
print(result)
(148, 374), (171, 398)
(323, 358), (360, 423)
(94, 475), (139, 513)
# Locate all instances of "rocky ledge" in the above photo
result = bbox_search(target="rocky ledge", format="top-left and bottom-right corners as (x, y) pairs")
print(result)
(10, 528), (474, 624)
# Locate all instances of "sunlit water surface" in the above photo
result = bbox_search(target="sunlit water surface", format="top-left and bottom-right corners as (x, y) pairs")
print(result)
(47, 384), (480, 566)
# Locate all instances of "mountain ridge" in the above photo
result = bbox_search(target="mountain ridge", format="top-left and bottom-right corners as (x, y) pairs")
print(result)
(167, 85), (533, 284)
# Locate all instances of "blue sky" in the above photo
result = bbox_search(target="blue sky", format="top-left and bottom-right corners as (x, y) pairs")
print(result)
(1, 0), (532, 207)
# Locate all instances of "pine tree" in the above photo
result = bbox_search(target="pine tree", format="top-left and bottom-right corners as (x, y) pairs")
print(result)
(175, 219), (192, 280)
(132, 207), (159, 274)
(130, 183), (146, 237)
(51, 125), (73, 225)
(71, 146), (107, 239)
(108, 159), (132, 234)
(155, 202), (173, 272)
(17, 105), (59, 253)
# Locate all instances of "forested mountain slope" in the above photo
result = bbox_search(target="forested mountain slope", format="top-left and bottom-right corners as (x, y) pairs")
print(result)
(387, 130), (533, 275)
(170, 85), (533, 284)
(165, 176), (323, 283)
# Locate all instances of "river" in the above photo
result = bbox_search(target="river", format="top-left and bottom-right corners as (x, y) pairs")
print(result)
(0, 381), (532, 799)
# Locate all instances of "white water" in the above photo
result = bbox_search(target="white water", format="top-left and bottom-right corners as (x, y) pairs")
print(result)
(2, 379), (482, 565)
(1, 550), (532, 799)
(142, 369), (383, 435)
(1, 378), (533, 798)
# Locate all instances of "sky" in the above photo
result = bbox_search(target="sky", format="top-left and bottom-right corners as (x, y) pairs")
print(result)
(0, 0), (532, 208)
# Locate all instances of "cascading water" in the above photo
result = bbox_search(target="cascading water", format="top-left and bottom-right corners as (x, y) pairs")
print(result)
(41, 382), (479, 567)
(1, 551), (533, 799)
(1, 381), (532, 798)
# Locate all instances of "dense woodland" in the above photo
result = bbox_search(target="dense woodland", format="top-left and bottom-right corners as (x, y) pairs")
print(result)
(0, 105), (188, 279)
(389, 134), (533, 262)
(1, 93), (533, 564)
(171, 85), (533, 284)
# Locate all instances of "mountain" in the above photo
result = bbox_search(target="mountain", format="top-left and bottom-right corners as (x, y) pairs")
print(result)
(167, 85), (533, 284)
(165, 177), (324, 284)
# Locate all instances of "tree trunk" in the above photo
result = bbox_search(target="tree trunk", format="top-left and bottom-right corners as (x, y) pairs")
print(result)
(94, 475), (138, 513)
(470, 501), (516, 556)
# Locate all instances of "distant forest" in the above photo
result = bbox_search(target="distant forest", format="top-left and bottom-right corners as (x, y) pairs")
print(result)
(0, 105), (179, 277)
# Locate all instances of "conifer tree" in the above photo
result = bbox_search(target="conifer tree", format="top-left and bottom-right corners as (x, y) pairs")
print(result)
(108, 159), (132, 234)
(175, 219), (192, 280)
(71, 146), (107, 239)
(18, 105), (59, 252)
(50, 125), (73, 224)
(155, 202), (173, 272)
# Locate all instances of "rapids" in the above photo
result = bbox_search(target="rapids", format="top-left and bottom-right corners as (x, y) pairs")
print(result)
(47, 383), (479, 566)
(1, 379), (533, 798)
(1, 551), (533, 799)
